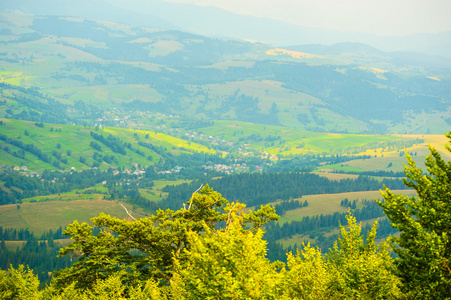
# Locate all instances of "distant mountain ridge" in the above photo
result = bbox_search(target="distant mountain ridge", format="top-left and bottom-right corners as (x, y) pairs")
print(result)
(285, 43), (451, 70)
(1, 0), (450, 58)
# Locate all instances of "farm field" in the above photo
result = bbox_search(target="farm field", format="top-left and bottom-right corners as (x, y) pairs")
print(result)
(273, 188), (416, 248)
(0, 199), (148, 236)
(312, 172), (361, 181)
(275, 189), (416, 224)
(22, 193), (104, 203)
(318, 134), (451, 173)
(0, 188), (417, 237)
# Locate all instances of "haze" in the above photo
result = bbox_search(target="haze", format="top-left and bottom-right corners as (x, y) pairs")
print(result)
(167, 0), (451, 36)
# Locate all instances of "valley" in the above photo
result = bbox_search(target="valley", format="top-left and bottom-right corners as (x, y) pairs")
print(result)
(0, 7), (450, 294)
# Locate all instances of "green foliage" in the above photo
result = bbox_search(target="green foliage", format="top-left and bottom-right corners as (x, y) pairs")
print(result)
(0, 265), (40, 299)
(280, 212), (400, 299)
(51, 185), (278, 294)
(171, 215), (281, 299)
(0, 202), (403, 299)
(379, 132), (451, 298)
(282, 245), (332, 299)
(326, 213), (401, 299)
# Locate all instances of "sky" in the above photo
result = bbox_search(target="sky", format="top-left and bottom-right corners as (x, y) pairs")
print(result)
(166, 0), (451, 36)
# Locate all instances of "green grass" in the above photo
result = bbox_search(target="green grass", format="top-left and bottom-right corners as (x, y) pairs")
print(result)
(312, 172), (360, 181)
(22, 193), (104, 203)
(140, 179), (192, 202)
(0, 200), (149, 236)
(0, 118), (213, 171)
(4, 240), (27, 251)
(273, 189), (416, 248)
(319, 152), (426, 173)
(273, 189), (416, 224)
(199, 120), (405, 155)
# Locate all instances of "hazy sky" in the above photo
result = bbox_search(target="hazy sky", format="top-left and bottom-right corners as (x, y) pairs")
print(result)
(166, 0), (451, 36)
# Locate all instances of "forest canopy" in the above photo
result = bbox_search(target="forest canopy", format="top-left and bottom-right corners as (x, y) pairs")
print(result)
(1, 132), (450, 299)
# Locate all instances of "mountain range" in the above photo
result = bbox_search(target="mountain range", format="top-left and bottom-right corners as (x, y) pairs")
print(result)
(2, 0), (451, 58)
(0, 8), (450, 134)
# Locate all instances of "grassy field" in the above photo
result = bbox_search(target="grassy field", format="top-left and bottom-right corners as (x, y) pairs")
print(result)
(199, 120), (414, 155)
(273, 189), (417, 248)
(139, 179), (192, 202)
(1, 118), (446, 175)
(0, 188), (416, 237)
(0, 118), (213, 171)
(0, 199), (149, 236)
(274, 189), (416, 224)
(312, 172), (360, 181)
(318, 134), (450, 173)
(4, 240), (27, 251)
(22, 193), (104, 203)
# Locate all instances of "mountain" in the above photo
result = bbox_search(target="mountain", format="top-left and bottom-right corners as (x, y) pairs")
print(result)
(1, 0), (450, 58)
(285, 43), (451, 70)
(0, 0), (177, 30)
(0, 13), (450, 134)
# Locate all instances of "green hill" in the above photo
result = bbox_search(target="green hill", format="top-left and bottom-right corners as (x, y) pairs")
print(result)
(0, 118), (213, 171)
(0, 13), (449, 134)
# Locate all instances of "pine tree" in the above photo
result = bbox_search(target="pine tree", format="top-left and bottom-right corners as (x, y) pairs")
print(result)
(379, 132), (451, 298)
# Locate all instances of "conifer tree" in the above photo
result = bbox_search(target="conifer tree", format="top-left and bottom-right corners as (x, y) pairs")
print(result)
(379, 132), (451, 298)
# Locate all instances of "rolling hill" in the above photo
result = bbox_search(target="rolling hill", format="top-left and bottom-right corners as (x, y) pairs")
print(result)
(0, 13), (450, 134)
(0, 118), (213, 172)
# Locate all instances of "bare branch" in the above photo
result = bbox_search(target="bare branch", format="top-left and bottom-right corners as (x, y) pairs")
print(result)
(187, 184), (203, 210)
(226, 203), (237, 232)
(120, 203), (136, 221)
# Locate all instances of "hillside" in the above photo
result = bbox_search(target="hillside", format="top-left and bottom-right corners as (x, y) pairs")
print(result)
(0, 118), (213, 172)
(0, 13), (450, 134)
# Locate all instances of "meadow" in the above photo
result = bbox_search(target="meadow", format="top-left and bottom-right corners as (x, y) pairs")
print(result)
(0, 199), (148, 236)
(0, 118), (213, 171)
(139, 179), (192, 202)
(271, 189), (417, 248)
(198, 120), (423, 156)
(317, 134), (451, 172)
(276, 189), (416, 224)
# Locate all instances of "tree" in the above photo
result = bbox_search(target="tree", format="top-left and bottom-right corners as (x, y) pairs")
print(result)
(171, 211), (282, 299)
(282, 244), (332, 299)
(0, 265), (40, 299)
(1, 199), (403, 298)
(326, 213), (401, 299)
(379, 132), (451, 298)
(51, 185), (278, 294)
(280, 212), (400, 299)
